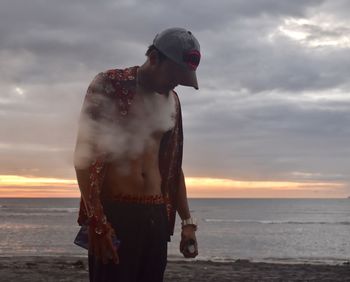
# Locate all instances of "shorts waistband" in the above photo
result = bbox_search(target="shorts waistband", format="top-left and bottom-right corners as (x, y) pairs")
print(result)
(101, 193), (165, 205)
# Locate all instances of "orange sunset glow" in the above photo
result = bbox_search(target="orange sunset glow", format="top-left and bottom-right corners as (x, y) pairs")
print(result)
(0, 175), (345, 198)
(0, 175), (78, 198)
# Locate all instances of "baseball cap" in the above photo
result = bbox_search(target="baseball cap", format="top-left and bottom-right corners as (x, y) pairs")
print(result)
(153, 27), (201, 90)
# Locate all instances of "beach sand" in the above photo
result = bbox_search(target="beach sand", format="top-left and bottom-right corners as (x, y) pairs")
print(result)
(0, 256), (350, 281)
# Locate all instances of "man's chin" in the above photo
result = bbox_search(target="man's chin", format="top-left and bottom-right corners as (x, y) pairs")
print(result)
(157, 89), (172, 95)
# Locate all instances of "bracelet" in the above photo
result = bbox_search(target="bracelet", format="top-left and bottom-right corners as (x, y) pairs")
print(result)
(181, 217), (198, 230)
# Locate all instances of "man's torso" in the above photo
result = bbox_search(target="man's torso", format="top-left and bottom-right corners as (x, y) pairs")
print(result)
(101, 85), (176, 198)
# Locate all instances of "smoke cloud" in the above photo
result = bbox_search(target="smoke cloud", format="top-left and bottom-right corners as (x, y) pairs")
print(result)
(74, 87), (176, 174)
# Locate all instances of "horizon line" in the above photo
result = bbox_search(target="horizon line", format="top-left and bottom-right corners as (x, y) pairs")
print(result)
(0, 196), (348, 199)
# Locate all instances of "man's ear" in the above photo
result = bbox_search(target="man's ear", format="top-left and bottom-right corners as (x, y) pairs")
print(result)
(148, 50), (159, 66)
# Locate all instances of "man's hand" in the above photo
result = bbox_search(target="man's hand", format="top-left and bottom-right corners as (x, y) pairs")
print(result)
(89, 225), (120, 264)
(180, 225), (198, 258)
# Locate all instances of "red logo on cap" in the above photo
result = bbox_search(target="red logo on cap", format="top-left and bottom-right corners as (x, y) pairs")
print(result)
(183, 50), (201, 71)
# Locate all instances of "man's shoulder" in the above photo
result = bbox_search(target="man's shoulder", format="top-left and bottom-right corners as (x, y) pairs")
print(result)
(94, 66), (139, 85)
(87, 66), (139, 98)
(85, 66), (139, 117)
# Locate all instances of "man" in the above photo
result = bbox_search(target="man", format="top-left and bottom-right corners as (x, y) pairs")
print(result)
(74, 27), (200, 282)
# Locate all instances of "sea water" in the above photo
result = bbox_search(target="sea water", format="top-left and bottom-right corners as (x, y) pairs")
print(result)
(1, 198), (350, 264)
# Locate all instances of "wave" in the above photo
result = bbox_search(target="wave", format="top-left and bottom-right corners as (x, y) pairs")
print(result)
(167, 254), (236, 263)
(0, 207), (79, 217)
(32, 207), (78, 213)
(167, 254), (348, 265)
(204, 219), (350, 225)
(1, 207), (78, 213)
(0, 212), (77, 217)
(2, 206), (79, 212)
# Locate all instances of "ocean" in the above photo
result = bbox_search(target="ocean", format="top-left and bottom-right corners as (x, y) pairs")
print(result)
(1, 198), (350, 264)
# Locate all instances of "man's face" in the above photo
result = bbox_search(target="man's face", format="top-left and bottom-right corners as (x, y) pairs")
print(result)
(152, 58), (185, 95)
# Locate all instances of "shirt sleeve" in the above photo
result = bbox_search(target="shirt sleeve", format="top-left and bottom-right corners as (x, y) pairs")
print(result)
(75, 72), (111, 227)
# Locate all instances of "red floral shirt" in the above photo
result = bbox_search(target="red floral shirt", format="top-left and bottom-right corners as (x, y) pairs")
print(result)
(76, 66), (183, 237)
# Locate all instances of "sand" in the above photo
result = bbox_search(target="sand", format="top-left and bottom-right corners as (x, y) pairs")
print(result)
(0, 256), (350, 281)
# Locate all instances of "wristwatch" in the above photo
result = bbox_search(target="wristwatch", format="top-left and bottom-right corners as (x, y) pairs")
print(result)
(181, 217), (198, 230)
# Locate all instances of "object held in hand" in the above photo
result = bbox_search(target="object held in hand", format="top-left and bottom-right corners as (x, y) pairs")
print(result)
(74, 225), (121, 250)
(186, 239), (196, 254)
(74, 225), (89, 250)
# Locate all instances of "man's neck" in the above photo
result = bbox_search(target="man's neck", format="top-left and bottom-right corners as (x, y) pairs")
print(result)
(136, 66), (153, 93)
(137, 65), (170, 98)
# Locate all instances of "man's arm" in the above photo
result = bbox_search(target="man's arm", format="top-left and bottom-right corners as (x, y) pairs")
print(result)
(74, 76), (105, 220)
(177, 169), (198, 258)
(74, 166), (91, 215)
(176, 169), (191, 220)
(74, 72), (119, 264)
(74, 164), (119, 265)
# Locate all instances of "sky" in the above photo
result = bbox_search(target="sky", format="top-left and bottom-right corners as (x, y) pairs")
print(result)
(0, 0), (349, 198)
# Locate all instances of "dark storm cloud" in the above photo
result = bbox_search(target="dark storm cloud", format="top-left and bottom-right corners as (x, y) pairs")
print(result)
(0, 0), (349, 193)
(182, 93), (350, 183)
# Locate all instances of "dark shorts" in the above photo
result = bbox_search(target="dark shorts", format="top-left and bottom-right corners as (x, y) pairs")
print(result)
(88, 198), (169, 282)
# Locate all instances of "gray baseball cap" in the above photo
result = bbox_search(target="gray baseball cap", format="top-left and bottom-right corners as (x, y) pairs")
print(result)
(153, 27), (201, 89)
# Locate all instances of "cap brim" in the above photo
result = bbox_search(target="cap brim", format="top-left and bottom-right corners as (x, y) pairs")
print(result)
(178, 69), (199, 90)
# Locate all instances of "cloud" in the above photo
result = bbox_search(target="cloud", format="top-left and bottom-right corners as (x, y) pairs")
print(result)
(0, 0), (349, 196)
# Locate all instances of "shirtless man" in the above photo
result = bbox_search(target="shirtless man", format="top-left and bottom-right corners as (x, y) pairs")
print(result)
(74, 28), (201, 282)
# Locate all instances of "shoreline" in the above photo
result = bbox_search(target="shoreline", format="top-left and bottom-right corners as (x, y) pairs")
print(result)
(167, 254), (350, 266)
(3, 253), (349, 266)
(1, 256), (350, 281)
